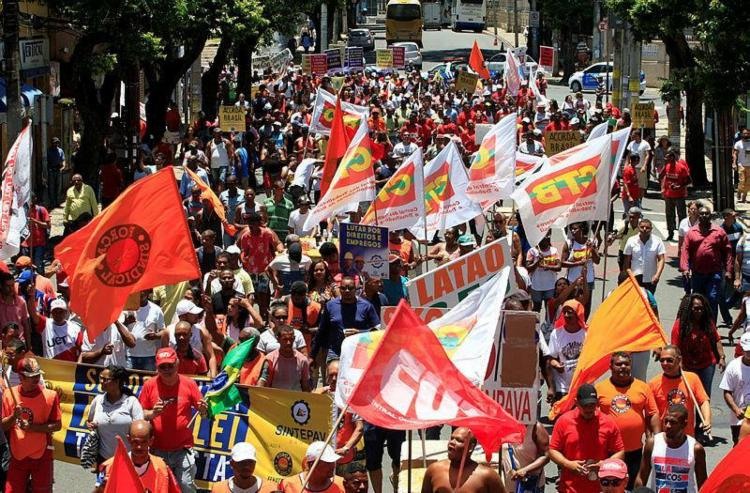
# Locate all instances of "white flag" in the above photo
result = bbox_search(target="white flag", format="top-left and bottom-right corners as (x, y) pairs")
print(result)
(0, 125), (33, 260)
(466, 113), (517, 204)
(309, 88), (369, 136)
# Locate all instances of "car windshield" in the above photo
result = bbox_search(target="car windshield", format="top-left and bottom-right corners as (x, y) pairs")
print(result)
(387, 3), (421, 21)
(350, 31), (367, 37)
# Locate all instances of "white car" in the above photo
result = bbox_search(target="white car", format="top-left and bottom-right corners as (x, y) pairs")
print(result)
(568, 62), (646, 95)
(486, 53), (539, 77)
(390, 42), (422, 70)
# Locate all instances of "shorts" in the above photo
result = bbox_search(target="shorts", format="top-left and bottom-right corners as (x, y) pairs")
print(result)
(249, 272), (271, 294)
(739, 166), (750, 193)
(530, 288), (555, 304)
(363, 423), (406, 471)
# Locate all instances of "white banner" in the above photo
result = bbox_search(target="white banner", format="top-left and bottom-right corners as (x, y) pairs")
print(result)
(309, 89), (369, 136)
(0, 125), (33, 260)
(466, 113), (517, 205)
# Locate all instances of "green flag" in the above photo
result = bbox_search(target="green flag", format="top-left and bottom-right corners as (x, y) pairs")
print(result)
(204, 336), (258, 418)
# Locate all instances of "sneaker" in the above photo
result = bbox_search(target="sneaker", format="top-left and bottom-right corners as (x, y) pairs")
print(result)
(665, 234), (674, 242)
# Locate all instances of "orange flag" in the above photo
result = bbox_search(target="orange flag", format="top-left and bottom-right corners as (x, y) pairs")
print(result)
(55, 168), (200, 340)
(699, 432), (750, 491)
(469, 40), (490, 80)
(320, 93), (352, 197)
(104, 437), (145, 493)
(549, 273), (667, 419)
(183, 167), (237, 235)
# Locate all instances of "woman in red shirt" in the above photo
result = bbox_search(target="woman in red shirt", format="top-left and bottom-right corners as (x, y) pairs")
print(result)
(621, 154), (642, 213)
(671, 293), (726, 399)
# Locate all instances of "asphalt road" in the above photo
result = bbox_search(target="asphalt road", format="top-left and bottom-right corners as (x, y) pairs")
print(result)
(51, 29), (731, 493)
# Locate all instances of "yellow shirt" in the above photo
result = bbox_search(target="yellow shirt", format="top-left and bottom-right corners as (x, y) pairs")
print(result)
(64, 184), (99, 221)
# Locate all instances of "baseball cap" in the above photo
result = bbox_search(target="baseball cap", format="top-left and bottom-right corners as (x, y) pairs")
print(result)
(156, 347), (178, 366)
(231, 442), (257, 462)
(50, 298), (68, 312)
(225, 245), (241, 255)
(175, 299), (204, 317)
(304, 441), (341, 464)
(457, 234), (476, 247)
(18, 357), (44, 377)
(14, 256), (34, 269)
(740, 332), (750, 351)
(597, 458), (628, 479)
(16, 269), (34, 286)
(576, 383), (598, 405)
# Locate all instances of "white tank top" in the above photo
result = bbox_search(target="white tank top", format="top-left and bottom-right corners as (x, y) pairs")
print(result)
(650, 432), (696, 493)
(210, 139), (230, 169)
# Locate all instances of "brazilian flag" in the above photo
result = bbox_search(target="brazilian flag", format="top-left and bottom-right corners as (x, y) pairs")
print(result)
(204, 336), (258, 418)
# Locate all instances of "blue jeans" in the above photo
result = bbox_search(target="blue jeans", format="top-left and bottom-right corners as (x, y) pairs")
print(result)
(693, 364), (716, 399)
(691, 272), (722, 322)
(128, 356), (156, 371)
(153, 448), (196, 493)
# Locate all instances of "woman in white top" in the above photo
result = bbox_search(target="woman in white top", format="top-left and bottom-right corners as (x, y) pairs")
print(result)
(677, 200), (702, 258)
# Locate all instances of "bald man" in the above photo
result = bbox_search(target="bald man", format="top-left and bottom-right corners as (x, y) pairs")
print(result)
(94, 419), (180, 492)
(421, 428), (505, 493)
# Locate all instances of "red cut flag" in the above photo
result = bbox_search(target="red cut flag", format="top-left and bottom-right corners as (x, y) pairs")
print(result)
(469, 40), (490, 80)
(320, 94), (353, 197)
(104, 437), (145, 493)
(347, 300), (525, 458)
(184, 167), (237, 235)
(56, 168), (200, 340)
(699, 432), (750, 491)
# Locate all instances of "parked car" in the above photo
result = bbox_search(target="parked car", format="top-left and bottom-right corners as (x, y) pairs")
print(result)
(568, 62), (646, 95)
(486, 52), (539, 77)
(390, 42), (423, 69)
(347, 28), (375, 51)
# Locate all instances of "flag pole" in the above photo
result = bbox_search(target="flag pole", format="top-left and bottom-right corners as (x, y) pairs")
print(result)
(453, 439), (469, 492)
(407, 430), (413, 493)
(600, 132), (614, 302)
(301, 403), (350, 492)
(421, 431), (427, 469)
(681, 371), (713, 441)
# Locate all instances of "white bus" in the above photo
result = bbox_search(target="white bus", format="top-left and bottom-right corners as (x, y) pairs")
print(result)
(451, 0), (486, 32)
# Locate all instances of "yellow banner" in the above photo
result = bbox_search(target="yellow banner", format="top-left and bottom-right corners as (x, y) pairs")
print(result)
(630, 101), (655, 128)
(376, 49), (393, 68)
(218, 105), (247, 132)
(455, 71), (480, 94)
(39, 359), (332, 489)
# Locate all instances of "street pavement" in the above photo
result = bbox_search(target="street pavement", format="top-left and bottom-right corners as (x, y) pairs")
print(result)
(51, 28), (735, 493)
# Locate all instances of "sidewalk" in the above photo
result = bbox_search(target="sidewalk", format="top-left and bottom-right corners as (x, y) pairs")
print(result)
(483, 26), (517, 49)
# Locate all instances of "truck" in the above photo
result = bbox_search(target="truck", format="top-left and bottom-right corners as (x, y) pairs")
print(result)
(423, 1), (442, 30)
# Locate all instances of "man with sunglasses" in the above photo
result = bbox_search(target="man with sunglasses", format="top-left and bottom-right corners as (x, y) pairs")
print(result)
(596, 458), (628, 493)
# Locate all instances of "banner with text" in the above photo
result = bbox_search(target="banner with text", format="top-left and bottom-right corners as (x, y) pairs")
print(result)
(546, 130), (581, 155)
(339, 223), (389, 279)
(455, 71), (480, 94)
(538, 46), (554, 73)
(392, 46), (406, 69)
(218, 106), (247, 132)
(630, 101), (655, 128)
(376, 49), (393, 68)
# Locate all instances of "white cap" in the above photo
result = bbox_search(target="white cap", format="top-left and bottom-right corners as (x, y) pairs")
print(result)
(50, 298), (68, 311)
(231, 442), (257, 462)
(175, 299), (204, 317)
(226, 245), (241, 255)
(740, 332), (750, 351)
(304, 441), (341, 463)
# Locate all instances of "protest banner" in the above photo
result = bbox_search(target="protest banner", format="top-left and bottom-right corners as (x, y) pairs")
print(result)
(455, 71), (479, 94)
(301, 54), (312, 74)
(631, 101), (655, 128)
(345, 46), (364, 70)
(545, 130), (581, 155)
(392, 46), (405, 69)
(39, 359), (332, 490)
(380, 306), (449, 326)
(406, 237), (512, 308)
(339, 223), (389, 278)
(310, 54), (328, 74)
(376, 49), (393, 68)
(218, 105), (247, 132)
(325, 48), (342, 72)
(539, 45), (554, 73)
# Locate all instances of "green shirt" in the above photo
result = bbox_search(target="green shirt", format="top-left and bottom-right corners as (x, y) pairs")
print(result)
(63, 184), (99, 221)
(264, 197), (294, 241)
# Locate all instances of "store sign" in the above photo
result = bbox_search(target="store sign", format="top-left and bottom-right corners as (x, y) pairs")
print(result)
(19, 38), (50, 77)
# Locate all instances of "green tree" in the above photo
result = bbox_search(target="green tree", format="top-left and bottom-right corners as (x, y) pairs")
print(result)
(539, 0), (593, 82)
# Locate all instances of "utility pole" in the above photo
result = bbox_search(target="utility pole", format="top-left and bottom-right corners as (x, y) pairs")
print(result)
(3, 0), (23, 145)
(592, 0), (601, 61)
(321, 3), (329, 51)
(513, 0), (518, 47)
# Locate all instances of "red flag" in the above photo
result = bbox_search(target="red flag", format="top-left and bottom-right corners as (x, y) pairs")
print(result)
(184, 167), (237, 235)
(700, 434), (750, 491)
(56, 168), (200, 340)
(347, 300), (525, 458)
(320, 94), (352, 196)
(104, 437), (145, 493)
(469, 40), (490, 80)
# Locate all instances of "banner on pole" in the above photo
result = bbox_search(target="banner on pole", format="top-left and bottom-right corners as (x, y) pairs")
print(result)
(325, 48), (342, 72)
(310, 54), (328, 75)
(630, 101), (655, 128)
(339, 223), (389, 279)
(376, 49), (393, 68)
(392, 46), (405, 69)
(539, 46), (554, 73)
(218, 106), (247, 132)
(546, 130), (582, 155)
(345, 47), (364, 70)
(455, 71), (479, 94)
(301, 54), (312, 74)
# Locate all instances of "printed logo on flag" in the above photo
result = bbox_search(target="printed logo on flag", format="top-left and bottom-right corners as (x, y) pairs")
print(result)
(273, 451), (293, 476)
(469, 134), (497, 180)
(337, 145), (373, 187)
(321, 103), (361, 129)
(94, 224), (152, 286)
(291, 400), (311, 425)
(424, 162), (454, 214)
(528, 156), (599, 214)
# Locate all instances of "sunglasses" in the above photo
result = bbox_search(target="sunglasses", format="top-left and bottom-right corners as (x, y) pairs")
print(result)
(341, 286), (356, 291)
(660, 358), (675, 363)
(599, 478), (623, 487)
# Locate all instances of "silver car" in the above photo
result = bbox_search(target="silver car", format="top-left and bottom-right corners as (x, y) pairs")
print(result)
(391, 42), (423, 70)
(347, 28), (375, 51)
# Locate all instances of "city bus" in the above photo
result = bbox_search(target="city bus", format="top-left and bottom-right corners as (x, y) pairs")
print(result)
(385, 0), (423, 47)
(451, 0), (486, 32)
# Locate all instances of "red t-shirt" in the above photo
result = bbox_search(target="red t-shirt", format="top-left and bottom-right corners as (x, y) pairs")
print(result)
(239, 227), (277, 274)
(549, 408), (624, 493)
(23, 205), (50, 247)
(139, 375), (203, 451)
(100, 163), (124, 200)
(177, 348), (208, 376)
(661, 159), (690, 199)
(621, 165), (641, 200)
(670, 319), (720, 371)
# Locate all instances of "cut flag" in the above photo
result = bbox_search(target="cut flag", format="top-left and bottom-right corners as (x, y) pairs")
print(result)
(205, 336), (259, 417)
(55, 168), (201, 340)
(511, 131), (613, 247)
(184, 167), (237, 236)
(346, 300), (525, 459)
(303, 122), (375, 231)
(319, 93), (354, 196)
(528, 69), (548, 105)
(309, 88), (368, 136)
(104, 437), (145, 493)
(699, 430), (750, 492)
(550, 273), (667, 419)
(0, 124), (32, 260)
(361, 148), (424, 229)
(469, 40), (490, 79)
(504, 48), (523, 97)
(409, 141), (482, 241)
(466, 113), (517, 206)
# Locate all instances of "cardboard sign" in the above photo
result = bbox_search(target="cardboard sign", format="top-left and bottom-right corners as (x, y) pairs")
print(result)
(406, 238), (512, 308)
(310, 54), (328, 74)
(301, 54), (312, 74)
(631, 101), (655, 128)
(339, 223), (389, 279)
(539, 45), (554, 73)
(346, 46), (364, 70)
(218, 105), (246, 132)
(376, 49), (393, 68)
(546, 130), (581, 155)
(392, 46), (406, 69)
(380, 306), (449, 326)
(455, 71), (480, 94)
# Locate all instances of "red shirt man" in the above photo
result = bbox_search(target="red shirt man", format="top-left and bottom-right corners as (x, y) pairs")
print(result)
(238, 212), (281, 274)
(549, 384), (625, 493)
(660, 151), (691, 199)
(679, 207), (732, 275)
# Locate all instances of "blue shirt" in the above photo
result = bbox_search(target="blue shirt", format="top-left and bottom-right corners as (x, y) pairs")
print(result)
(382, 277), (409, 306)
(314, 297), (381, 357)
(47, 147), (65, 171)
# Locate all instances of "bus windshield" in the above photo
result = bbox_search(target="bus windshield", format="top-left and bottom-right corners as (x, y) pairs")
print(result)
(387, 3), (421, 21)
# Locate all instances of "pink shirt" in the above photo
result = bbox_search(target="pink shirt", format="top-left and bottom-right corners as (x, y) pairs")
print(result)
(262, 349), (310, 391)
(0, 296), (29, 337)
